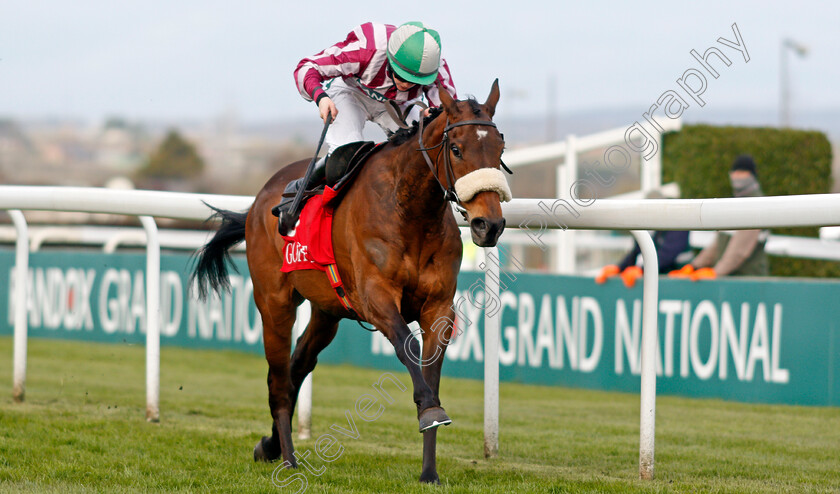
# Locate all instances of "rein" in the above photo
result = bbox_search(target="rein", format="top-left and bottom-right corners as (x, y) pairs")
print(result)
(416, 111), (502, 218)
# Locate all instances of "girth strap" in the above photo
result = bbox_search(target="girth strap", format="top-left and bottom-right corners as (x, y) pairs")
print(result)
(326, 264), (376, 331)
(326, 264), (356, 313)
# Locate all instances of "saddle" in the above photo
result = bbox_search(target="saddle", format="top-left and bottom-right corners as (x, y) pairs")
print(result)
(326, 140), (379, 190)
(271, 140), (380, 217)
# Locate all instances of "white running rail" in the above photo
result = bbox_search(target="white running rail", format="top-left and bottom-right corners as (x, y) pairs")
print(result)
(2, 185), (840, 480)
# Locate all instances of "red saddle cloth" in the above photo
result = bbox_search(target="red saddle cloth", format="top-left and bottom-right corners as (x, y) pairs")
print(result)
(280, 185), (338, 272)
(280, 186), (355, 312)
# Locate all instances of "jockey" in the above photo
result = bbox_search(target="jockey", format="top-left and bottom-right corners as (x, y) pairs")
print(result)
(273, 21), (458, 224)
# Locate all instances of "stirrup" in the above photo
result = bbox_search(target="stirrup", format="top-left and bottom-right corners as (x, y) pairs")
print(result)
(271, 179), (303, 218)
(272, 156), (328, 235)
(277, 211), (299, 236)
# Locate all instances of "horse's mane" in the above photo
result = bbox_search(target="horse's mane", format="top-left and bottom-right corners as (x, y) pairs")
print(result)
(388, 107), (443, 146)
(387, 98), (485, 147)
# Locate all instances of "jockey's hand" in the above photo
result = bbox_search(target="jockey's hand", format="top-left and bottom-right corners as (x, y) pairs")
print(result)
(318, 97), (338, 123)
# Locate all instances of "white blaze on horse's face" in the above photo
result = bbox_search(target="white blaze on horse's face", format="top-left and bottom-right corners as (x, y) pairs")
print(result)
(476, 129), (488, 140)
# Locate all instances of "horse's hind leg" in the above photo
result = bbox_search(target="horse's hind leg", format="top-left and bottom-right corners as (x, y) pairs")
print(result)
(253, 287), (300, 466)
(289, 309), (341, 413)
(255, 306), (340, 465)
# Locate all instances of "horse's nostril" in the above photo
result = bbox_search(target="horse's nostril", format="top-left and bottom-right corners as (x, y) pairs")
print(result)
(470, 218), (489, 235)
(469, 217), (505, 247)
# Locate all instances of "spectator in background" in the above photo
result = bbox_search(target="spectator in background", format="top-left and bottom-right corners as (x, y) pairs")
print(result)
(669, 154), (769, 281)
(596, 190), (691, 288)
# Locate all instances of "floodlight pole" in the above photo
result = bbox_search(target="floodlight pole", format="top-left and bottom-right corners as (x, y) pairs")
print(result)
(779, 38), (808, 128)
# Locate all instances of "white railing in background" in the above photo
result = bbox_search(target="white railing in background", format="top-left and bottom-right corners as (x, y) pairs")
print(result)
(3, 186), (840, 481)
(1, 188), (253, 423)
(503, 118), (682, 273)
(478, 193), (840, 480)
(0, 226), (236, 253)
(3, 225), (837, 268)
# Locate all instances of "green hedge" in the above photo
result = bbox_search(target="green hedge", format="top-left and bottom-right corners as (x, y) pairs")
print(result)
(662, 124), (838, 278)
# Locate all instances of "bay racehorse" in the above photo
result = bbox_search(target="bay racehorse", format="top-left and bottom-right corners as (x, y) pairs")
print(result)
(192, 80), (509, 484)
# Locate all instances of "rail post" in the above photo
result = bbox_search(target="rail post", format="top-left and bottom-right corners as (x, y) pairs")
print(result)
(10, 210), (29, 403)
(483, 246), (500, 458)
(140, 216), (161, 422)
(630, 230), (659, 480)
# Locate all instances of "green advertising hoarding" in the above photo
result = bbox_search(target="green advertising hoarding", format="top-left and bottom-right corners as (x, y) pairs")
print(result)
(1, 248), (838, 406)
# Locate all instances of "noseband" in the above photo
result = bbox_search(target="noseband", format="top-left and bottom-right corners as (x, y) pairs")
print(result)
(417, 112), (512, 218)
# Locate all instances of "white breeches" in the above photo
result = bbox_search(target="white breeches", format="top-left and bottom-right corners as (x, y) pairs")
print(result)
(323, 78), (421, 154)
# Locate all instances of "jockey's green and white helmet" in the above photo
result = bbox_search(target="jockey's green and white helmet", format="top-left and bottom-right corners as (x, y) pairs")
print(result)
(387, 22), (442, 86)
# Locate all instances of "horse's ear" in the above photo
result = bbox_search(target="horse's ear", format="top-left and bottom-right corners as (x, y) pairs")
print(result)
(436, 82), (458, 115)
(484, 79), (500, 118)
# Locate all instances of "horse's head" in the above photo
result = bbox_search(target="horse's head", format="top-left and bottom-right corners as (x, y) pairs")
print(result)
(435, 79), (510, 247)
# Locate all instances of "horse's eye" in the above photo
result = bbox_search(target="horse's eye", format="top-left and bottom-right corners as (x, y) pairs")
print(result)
(450, 145), (462, 159)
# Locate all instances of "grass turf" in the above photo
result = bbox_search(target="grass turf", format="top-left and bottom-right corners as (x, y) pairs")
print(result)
(1, 336), (839, 493)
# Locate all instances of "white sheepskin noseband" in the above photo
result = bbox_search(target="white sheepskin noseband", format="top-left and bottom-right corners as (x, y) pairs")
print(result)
(454, 168), (512, 203)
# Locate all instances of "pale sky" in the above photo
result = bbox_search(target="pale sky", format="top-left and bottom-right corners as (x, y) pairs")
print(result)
(2, 1), (838, 125)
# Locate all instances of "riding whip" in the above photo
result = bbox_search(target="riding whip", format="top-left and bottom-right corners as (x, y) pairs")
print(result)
(281, 114), (332, 232)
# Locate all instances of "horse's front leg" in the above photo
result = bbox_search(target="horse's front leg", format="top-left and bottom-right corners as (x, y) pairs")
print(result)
(415, 301), (457, 485)
(361, 287), (442, 424)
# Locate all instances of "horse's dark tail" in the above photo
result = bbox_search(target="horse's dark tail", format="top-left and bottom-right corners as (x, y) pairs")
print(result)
(191, 204), (248, 300)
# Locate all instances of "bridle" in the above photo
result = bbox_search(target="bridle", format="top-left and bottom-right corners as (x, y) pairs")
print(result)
(416, 110), (512, 219)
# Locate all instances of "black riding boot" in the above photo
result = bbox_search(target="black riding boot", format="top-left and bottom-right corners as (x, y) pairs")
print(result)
(272, 156), (327, 235)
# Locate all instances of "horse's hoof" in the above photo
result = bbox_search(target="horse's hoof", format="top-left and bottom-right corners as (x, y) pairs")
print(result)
(254, 436), (279, 462)
(419, 470), (440, 484)
(253, 437), (269, 462)
(418, 406), (452, 432)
